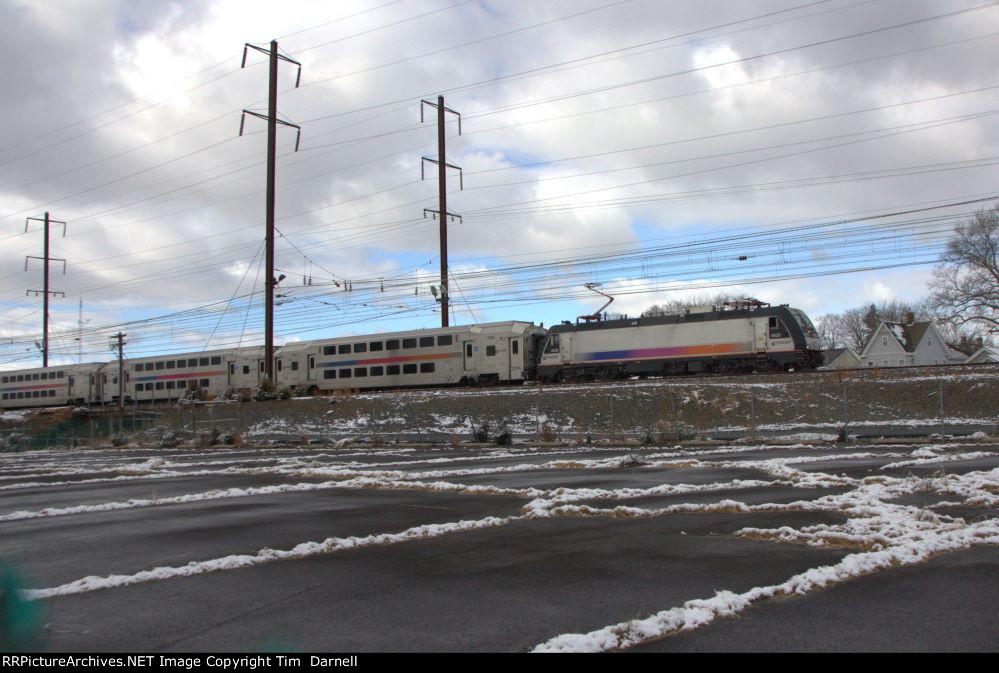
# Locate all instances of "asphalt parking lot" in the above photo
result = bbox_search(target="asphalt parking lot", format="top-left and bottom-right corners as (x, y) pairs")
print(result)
(1, 439), (997, 652)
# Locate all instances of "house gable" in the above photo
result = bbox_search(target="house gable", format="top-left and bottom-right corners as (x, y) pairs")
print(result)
(859, 323), (910, 366)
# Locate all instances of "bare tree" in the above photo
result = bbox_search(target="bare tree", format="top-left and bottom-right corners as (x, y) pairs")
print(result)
(929, 206), (999, 332)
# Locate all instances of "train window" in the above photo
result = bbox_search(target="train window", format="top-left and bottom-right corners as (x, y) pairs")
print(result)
(200, 379), (210, 388)
(354, 368), (367, 377)
(1, 376), (6, 383)
(403, 364), (417, 374)
(229, 364), (235, 375)
(277, 360), (283, 372)
(40, 372), (47, 380)
(166, 361), (175, 369)
(338, 344), (351, 355)
(768, 317), (790, 339)
(370, 366), (384, 376)
(155, 362), (164, 370)
(386, 339), (400, 350)
(387, 365), (400, 375)
(309, 357), (315, 369)
(339, 369), (351, 379)
(544, 334), (560, 354)
(291, 361), (299, 371)
(166, 381), (175, 390)
(420, 363), (435, 373)
(243, 365), (250, 375)
(403, 338), (417, 349)
(259, 362), (265, 372)
(134, 364), (143, 372)
(486, 346), (497, 357)
(57, 371), (64, 378)
(512, 340), (519, 355)
(211, 356), (221, 365)
(1, 393), (6, 400)
(33, 391), (40, 398)
(176, 360), (186, 368)
(324, 370), (336, 379)
(156, 382), (164, 390)
(32, 373), (39, 381)
(323, 346), (336, 355)
(50, 390), (56, 397)
(354, 343), (367, 353)
(200, 358), (209, 366)
(466, 343), (472, 358)
(188, 358), (198, 367)
(369, 341), (383, 352)
(419, 336), (434, 348)
(437, 335), (453, 346)
(17, 375), (23, 382)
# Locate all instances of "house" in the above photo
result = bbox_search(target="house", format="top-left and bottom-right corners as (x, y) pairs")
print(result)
(966, 345), (999, 364)
(820, 348), (861, 369)
(858, 318), (955, 367)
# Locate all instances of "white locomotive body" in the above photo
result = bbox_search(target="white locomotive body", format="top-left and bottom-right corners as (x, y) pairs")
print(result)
(537, 304), (823, 381)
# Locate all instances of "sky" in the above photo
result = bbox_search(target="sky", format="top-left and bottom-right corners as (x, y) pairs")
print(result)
(1, 0), (998, 367)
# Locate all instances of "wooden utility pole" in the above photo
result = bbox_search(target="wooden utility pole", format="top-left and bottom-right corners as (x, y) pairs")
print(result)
(421, 96), (463, 328)
(25, 212), (67, 367)
(240, 40), (301, 382)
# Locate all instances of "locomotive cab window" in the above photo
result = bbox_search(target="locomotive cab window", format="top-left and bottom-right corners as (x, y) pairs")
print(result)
(768, 317), (790, 339)
(544, 334), (561, 353)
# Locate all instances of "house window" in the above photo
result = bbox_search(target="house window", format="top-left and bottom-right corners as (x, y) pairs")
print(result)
(883, 336), (888, 346)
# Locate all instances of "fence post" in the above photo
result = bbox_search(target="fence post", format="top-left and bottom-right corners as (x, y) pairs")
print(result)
(749, 387), (756, 442)
(939, 379), (945, 436)
(842, 379), (849, 442)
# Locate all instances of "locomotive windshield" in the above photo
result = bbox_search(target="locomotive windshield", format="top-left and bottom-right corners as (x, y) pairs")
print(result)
(790, 309), (819, 338)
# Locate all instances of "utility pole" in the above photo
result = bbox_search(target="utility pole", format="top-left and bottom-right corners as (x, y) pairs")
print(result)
(111, 332), (127, 411)
(239, 40), (302, 383)
(25, 212), (67, 368)
(421, 96), (463, 328)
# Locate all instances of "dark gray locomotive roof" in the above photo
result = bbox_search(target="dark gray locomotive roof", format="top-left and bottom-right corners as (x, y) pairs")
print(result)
(548, 304), (794, 334)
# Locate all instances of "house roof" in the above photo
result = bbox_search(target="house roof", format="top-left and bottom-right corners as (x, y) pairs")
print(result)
(967, 345), (999, 363)
(861, 320), (940, 357)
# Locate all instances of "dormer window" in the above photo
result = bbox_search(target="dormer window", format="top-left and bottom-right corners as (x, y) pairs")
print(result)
(883, 336), (888, 346)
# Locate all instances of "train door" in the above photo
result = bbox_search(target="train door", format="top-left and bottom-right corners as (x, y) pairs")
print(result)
(227, 361), (236, 386)
(307, 354), (316, 381)
(463, 341), (475, 372)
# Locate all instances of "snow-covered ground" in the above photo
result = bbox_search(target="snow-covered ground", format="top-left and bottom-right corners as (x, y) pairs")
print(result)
(2, 437), (997, 650)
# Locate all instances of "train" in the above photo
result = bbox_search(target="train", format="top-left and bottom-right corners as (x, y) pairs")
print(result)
(0, 302), (823, 409)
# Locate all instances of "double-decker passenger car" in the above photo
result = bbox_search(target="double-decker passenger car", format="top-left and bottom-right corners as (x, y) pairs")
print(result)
(1, 321), (546, 408)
